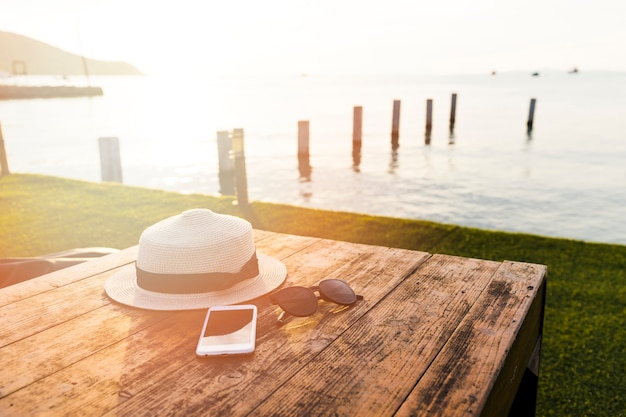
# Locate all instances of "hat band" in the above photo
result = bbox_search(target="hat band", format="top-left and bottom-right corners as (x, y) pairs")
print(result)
(135, 252), (259, 294)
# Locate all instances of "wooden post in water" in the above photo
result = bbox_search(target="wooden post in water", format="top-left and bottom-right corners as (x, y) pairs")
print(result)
(425, 99), (433, 144)
(231, 128), (249, 205)
(298, 120), (312, 180)
(98, 137), (123, 183)
(449, 93), (457, 133)
(216, 130), (235, 195)
(0, 122), (10, 176)
(527, 98), (537, 132)
(391, 100), (401, 150)
(352, 106), (363, 171)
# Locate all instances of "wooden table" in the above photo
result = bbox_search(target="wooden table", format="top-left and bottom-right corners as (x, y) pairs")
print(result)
(0, 230), (547, 416)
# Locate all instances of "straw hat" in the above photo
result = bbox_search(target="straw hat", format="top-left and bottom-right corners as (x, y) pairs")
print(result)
(105, 209), (286, 310)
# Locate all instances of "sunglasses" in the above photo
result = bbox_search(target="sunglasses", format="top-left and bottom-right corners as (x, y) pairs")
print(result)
(269, 279), (363, 323)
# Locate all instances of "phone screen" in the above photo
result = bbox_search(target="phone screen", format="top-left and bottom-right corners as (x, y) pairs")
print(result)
(197, 305), (257, 356)
(201, 309), (255, 345)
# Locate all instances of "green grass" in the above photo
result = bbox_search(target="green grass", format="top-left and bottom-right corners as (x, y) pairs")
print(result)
(1, 173), (625, 416)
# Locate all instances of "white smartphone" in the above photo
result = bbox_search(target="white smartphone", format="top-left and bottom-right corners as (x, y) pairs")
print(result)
(196, 305), (257, 356)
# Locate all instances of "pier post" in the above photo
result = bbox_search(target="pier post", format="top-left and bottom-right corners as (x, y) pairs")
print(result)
(231, 128), (249, 205)
(352, 106), (363, 170)
(449, 93), (457, 132)
(298, 120), (312, 180)
(0, 122), (10, 176)
(425, 99), (433, 144)
(391, 100), (401, 150)
(527, 98), (537, 132)
(98, 137), (123, 183)
(216, 130), (235, 195)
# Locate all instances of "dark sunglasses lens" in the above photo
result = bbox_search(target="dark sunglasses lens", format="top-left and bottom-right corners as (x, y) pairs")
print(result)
(318, 279), (357, 305)
(270, 286), (318, 317)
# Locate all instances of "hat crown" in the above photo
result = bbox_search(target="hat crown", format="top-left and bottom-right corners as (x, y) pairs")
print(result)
(104, 208), (287, 310)
(136, 209), (255, 275)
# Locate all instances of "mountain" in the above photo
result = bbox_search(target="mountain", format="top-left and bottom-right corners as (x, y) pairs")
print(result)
(0, 31), (142, 76)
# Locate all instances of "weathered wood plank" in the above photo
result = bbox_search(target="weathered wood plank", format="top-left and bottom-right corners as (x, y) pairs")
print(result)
(0, 230), (547, 417)
(0, 238), (427, 415)
(481, 263), (547, 417)
(0, 310), (203, 416)
(253, 229), (321, 261)
(0, 268), (117, 347)
(0, 304), (171, 398)
(247, 254), (502, 416)
(395, 261), (547, 416)
(0, 246), (138, 307)
(0, 229), (287, 308)
(0, 232), (321, 400)
(0, 231), (316, 348)
(98, 244), (430, 416)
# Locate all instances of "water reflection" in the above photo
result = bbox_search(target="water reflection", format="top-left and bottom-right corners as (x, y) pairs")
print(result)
(449, 128), (456, 145)
(298, 149), (312, 199)
(297, 154), (312, 181)
(352, 140), (362, 172)
(447, 143), (456, 173)
(218, 171), (235, 195)
(388, 131), (400, 174)
(299, 178), (313, 200)
(388, 150), (399, 174)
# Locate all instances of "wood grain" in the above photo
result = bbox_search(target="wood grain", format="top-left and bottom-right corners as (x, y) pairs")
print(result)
(395, 260), (547, 416)
(0, 246), (138, 308)
(249, 255), (501, 416)
(0, 231), (546, 417)
(98, 241), (429, 416)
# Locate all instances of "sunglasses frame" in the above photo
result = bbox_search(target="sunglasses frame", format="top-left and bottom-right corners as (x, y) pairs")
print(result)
(270, 279), (364, 323)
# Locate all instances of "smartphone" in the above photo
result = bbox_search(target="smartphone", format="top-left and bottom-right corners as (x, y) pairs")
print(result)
(196, 305), (257, 356)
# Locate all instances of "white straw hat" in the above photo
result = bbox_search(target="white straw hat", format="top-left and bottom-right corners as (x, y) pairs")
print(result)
(105, 209), (287, 310)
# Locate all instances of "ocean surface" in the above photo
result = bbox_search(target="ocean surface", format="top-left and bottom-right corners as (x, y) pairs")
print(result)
(1, 72), (625, 245)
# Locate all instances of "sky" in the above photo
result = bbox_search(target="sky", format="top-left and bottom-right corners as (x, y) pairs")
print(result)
(1, 0), (625, 76)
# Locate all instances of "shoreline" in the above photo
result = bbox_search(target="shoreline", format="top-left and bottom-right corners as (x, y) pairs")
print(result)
(0, 84), (103, 100)
(2, 73), (624, 246)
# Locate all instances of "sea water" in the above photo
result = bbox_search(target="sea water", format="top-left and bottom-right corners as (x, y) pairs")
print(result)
(1, 72), (625, 244)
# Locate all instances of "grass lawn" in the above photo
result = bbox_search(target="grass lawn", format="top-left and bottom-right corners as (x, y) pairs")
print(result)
(1, 173), (625, 416)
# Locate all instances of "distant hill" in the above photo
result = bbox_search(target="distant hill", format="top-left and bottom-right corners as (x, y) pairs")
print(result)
(0, 31), (142, 76)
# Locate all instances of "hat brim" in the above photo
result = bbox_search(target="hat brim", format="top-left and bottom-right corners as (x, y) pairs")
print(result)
(104, 253), (286, 311)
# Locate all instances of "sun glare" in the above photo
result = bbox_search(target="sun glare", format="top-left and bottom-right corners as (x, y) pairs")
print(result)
(2, 0), (626, 75)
